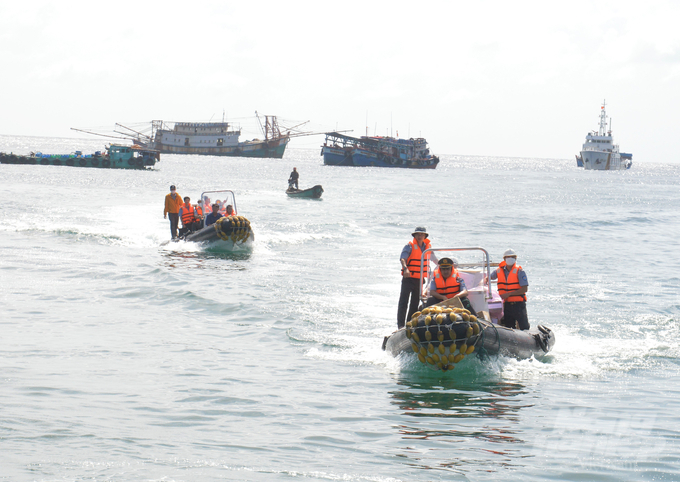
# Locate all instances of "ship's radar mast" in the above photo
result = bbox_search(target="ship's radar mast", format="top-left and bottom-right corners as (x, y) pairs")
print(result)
(598, 100), (608, 136)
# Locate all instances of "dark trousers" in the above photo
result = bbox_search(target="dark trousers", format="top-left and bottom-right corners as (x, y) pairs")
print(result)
(501, 301), (529, 330)
(397, 277), (420, 328)
(168, 213), (179, 239)
(421, 296), (477, 317)
(179, 221), (202, 237)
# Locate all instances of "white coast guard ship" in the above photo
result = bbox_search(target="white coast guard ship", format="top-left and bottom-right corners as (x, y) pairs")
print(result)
(577, 102), (632, 170)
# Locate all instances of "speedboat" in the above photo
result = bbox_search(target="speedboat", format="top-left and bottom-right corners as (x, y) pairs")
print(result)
(382, 247), (555, 371)
(178, 190), (254, 251)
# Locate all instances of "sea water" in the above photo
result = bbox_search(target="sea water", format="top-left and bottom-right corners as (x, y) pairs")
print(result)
(1, 134), (679, 481)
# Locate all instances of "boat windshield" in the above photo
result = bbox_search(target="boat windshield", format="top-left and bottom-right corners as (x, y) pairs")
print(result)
(199, 190), (238, 227)
(420, 247), (503, 321)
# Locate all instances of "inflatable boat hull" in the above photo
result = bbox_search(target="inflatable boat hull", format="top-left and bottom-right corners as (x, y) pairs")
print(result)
(182, 215), (254, 250)
(384, 321), (554, 358)
(383, 309), (554, 371)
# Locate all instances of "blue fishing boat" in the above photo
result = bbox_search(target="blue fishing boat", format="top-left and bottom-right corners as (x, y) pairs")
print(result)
(321, 132), (439, 169)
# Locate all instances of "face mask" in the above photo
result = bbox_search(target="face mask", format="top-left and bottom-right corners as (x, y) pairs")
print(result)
(505, 257), (516, 267)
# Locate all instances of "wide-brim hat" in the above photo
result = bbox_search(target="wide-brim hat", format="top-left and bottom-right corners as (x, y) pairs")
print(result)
(412, 226), (428, 237)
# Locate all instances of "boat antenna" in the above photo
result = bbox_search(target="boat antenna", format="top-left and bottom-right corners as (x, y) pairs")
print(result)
(599, 100), (607, 136)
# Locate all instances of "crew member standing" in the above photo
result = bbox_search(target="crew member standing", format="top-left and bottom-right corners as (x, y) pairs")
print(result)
(397, 226), (433, 328)
(163, 185), (183, 239)
(489, 248), (529, 330)
(288, 167), (299, 189)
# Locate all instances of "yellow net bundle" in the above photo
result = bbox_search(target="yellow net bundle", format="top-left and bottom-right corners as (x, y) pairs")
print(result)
(405, 305), (482, 371)
(214, 216), (252, 243)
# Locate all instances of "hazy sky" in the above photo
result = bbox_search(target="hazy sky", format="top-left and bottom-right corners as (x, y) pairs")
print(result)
(2, 1), (679, 161)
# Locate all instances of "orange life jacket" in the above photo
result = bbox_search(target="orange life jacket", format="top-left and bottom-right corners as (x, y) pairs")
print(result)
(496, 261), (527, 302)
(433, 267), (462, 298)
(180, 205), (202, 225)
(402, 238), (432, 279)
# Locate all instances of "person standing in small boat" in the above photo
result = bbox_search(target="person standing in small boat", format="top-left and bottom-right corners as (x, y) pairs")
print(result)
(489, 249), (529, 330)
(205, 204), (223, 226)
(288, 167), (299, 189)
(397, 227), (434, 329)
(421, 257), (477, 315)
(178, 196), (203, 236)
(163, 185), (183, 239)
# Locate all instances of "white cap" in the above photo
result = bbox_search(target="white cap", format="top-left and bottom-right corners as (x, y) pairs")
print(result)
(503, 248), (517, 257)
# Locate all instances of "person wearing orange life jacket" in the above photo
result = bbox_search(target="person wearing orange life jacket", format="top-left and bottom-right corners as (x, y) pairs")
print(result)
(194, 203), (203, 224)
(421, 257), (477, 315)
(178, 197), (203, 236)
(489, 248), (529, 330)
(202, 196), (212, 214)
(397, 226), (436, 328)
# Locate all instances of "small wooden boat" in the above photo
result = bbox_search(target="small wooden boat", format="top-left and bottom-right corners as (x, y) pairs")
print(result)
(286, 185), (324, 199)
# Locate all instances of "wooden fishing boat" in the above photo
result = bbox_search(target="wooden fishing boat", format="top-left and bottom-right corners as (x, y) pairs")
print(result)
(321, 132), (439, 169)
(285, 185), (324, 199)
(382, 247), (555, 371)
(0, 144), (159, 169)
(114, 113), (314, 159)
